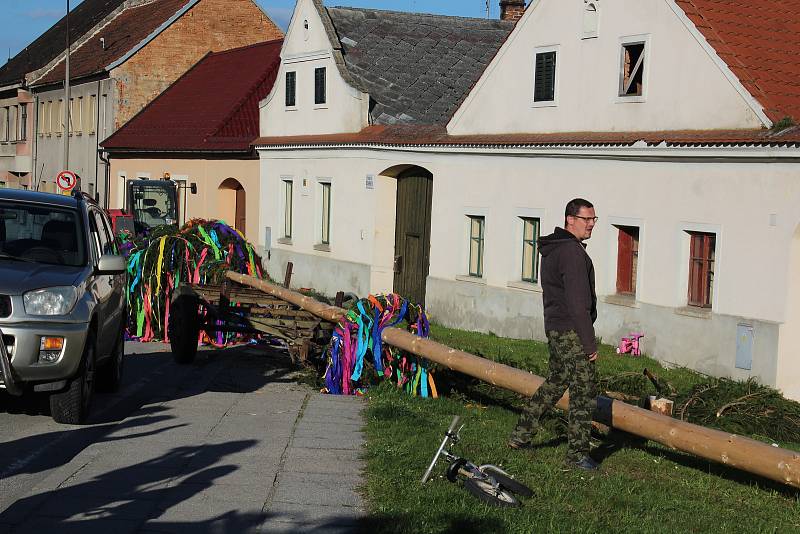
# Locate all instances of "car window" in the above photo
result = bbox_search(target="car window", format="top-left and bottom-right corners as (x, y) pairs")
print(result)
(0, 200), (87, 266)
(90, 210), (115, 257)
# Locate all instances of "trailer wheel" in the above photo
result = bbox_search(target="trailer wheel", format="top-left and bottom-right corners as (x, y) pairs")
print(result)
(170, 293), (200, 364)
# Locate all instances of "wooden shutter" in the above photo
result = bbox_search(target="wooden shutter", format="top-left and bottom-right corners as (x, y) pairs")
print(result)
(688, 233), (715, 307)
(534, 52), (556, 102)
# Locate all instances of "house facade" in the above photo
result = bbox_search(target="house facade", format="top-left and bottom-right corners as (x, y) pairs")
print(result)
(102, 40), (284, 241)
(0, 0), (282, 203)
(255, 0), (800, 400)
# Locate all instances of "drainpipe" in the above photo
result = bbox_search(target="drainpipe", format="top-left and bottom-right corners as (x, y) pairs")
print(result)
(99, 149), (111, 207)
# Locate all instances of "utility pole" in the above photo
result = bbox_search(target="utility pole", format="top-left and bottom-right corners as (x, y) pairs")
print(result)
(63, 0), (71, 171)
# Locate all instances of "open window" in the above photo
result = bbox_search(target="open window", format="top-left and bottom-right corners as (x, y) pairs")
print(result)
(615, 225), (639, 295)
(619, 41), (645, 97)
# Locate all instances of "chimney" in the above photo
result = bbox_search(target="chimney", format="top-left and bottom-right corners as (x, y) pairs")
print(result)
(500, 0), (526, 22)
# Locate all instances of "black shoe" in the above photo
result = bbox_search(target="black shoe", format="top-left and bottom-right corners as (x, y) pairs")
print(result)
(507, 437), (533, 450)
(570, 456), (599, 471)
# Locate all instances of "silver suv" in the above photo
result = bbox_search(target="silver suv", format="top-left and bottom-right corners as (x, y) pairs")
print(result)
(0, 189), (126, 424)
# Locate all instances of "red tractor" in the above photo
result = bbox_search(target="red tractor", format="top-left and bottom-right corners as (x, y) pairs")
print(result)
(107, 178), (196, 236)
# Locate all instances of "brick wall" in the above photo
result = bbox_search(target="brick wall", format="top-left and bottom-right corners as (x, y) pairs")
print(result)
(112, 0), (282, 128)
(500, 1), (526, 22)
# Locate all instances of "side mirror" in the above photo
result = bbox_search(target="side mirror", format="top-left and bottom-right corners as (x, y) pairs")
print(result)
(190, 183), (197, 194)
(97, 254), (126, 274)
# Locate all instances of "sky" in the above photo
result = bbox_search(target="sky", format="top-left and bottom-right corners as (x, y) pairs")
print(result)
(0, 0), (504, 67)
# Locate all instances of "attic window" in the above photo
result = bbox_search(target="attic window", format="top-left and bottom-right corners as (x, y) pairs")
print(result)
(620, 42), (645, 97)
(314, 67), (326, 106)
(533, 48), (557, 104)
(582, 2), (599, 39)
(285, 71), (296, 107)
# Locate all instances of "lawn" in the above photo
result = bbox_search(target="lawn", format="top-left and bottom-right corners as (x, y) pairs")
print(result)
(358, 324), (800, 534)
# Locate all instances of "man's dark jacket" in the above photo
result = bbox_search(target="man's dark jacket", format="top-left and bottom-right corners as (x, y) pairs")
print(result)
(539, 227), (597, 355)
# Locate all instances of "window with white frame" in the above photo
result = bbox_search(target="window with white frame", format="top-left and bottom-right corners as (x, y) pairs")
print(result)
(615, 225), (639, 295)
(282, 179), (293, 239)
(687, 231), (715, 308)
(319, 181), (331, 245)
(533, 49), (557, 104)
(521, 217), (540, 282)
(468, 215), (485, 277)
(619, 40), (646, 97)
(87, 94), (97, 134)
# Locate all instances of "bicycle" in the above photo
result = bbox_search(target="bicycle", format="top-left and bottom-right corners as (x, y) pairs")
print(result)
(421, 415), (534, 507)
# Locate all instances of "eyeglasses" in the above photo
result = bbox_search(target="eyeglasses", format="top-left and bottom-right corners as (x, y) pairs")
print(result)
(570, 215), (599, 223)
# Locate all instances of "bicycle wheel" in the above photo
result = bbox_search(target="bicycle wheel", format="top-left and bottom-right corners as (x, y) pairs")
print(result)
(463, 477), (521, 507)
(481, 466), (534, 497)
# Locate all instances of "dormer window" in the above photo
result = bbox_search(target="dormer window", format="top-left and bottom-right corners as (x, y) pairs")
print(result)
(314, 67), (327, 105)
(620, 41), (645, 97)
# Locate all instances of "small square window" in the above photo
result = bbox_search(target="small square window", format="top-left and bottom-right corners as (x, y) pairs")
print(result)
(314, 67), (326, 105)
(285, 71), (296, 107)
(533, 51), (557, 103)
(620, 42), (645, 97)
(468, 216), (485, 278)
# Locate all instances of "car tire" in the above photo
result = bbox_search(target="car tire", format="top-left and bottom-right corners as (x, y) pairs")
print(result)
(50, 336), (96, 424)
(97, 325), (124, 392)
(169, 293), (200, 364)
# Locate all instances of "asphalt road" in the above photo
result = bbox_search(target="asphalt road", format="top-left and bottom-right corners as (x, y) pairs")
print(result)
(0, 341), (366, 533)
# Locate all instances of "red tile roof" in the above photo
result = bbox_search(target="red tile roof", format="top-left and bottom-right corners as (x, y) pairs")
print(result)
(102, 40), (282, 153)
(252, 124), (800, 148)
(34, 0), (192, 85)
(676, 0), (800, 123)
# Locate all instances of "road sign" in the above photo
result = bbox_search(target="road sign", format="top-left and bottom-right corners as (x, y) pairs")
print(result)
(56, 170), (78, 192)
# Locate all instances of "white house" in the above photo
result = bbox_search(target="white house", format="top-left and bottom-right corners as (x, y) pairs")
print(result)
(255, 0), (800, 400)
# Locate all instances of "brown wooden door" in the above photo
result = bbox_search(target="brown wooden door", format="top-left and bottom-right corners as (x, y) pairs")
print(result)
(235, 187), (246, 232)
(393, 169), (433, 306)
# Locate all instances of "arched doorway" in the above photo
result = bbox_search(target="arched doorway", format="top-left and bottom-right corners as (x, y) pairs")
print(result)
(218, 178), (246, 233)
(379, 165), (433, 306)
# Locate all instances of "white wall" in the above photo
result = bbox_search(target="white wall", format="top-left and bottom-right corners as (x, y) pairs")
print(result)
(259, 0), (367, 137)
(776, 224), (800, 399)
(257, 144), (800, 397)
(449, 0), (765, 134)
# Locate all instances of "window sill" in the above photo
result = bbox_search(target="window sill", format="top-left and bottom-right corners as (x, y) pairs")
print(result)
(531, 101), (557, 108)
(604, 293), (639, 308)
(285, 106), (298, 112)
(615, 95), (646, 104)
(313, 104), (329, 110)
(674, 306), (712, 320)
(455, 274), (486, 285)
(277, 237), (292, 245)
(507, 280), (542, 293)
(313, 243), (330, 252)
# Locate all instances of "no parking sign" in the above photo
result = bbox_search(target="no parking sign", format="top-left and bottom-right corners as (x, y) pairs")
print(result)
(56, 170), (78, 193)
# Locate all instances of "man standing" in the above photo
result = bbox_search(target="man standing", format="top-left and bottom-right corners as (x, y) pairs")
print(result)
(508, 198), (599, 470)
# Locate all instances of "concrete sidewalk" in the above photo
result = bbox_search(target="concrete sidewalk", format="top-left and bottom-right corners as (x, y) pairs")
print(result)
(0, 344), (367, 533)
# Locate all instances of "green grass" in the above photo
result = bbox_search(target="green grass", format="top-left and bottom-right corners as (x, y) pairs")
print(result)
(359, 324), (800, 533)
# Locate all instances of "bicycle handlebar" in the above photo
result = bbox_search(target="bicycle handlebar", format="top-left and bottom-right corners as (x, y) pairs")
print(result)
(421, 416), (461, 485)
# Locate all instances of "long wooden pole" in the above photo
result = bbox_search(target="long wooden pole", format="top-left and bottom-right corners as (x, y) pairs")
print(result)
(225, 271), (800, 488)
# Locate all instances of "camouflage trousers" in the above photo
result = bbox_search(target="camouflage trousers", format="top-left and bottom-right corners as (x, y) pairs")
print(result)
(510, 330), (597, 461)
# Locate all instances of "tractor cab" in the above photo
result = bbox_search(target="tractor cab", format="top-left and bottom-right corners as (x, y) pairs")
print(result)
(127, 180), (178, 234)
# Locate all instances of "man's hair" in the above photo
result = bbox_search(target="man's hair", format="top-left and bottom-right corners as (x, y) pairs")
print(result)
(564, 198), (594, 224)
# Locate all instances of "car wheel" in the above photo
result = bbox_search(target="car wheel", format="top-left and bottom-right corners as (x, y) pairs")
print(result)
(97, 325), (124, 392)
(169, 293), (200, 364)
(50, 336), (96, 424)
